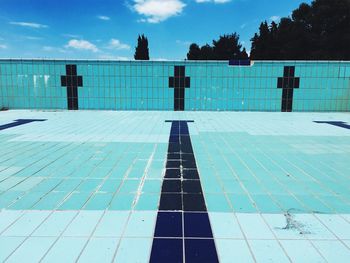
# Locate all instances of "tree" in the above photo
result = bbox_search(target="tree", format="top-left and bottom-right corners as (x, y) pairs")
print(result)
(186, 33), (248, 60)
(134, 34), (149, 60)
(250, 0), (350, 60)
(187, 43), (201, 60)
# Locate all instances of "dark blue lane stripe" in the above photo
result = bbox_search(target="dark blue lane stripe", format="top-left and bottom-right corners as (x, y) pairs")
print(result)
(314, 121), (350, 130)
(150, 120), (218, 263)
(0, 119), (46, 131)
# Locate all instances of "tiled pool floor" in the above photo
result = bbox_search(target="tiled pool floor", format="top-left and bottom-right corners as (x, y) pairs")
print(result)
(0, 110), (350, 262)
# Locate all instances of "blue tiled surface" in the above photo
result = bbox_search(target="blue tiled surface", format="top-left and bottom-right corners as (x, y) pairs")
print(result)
(0, 110), (350, 262)
(0, 60), (349, 111)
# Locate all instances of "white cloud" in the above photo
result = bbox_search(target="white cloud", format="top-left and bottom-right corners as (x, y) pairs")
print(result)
(65, 39), (99, 52)
(195, 0), (231, 3)
(133, 0), (186, 23)
(97, 15), (111, 21)
(62, 34), (81, 38)
(9, 21), (48, 28)
(270, 15), (281, 22)
(0, 44), (7, 49)
(107, 39), (131, 50)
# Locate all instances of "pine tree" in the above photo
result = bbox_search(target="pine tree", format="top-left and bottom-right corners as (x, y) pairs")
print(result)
(134, 34), (150, 60)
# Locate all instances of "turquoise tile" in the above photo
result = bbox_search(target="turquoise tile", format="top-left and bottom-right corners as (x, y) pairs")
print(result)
(205, 194), (232, 212)
(123, 211), (156, 237)
(227, 194), (258, 213)
(142, 179), (162, 193)
(251, 194), (283, 213)
(9, 192), (45, 210)
(119, 180), (141, 194)
(79, 238), (119, 262)
(76, 179), (103, 192)
(94, 211), (129, 237)
(7, 237), (56, 263)
(99, 179), (122, 193)
(109, 194), (135, 210)
(41, 237), (87, 263)
(58, 192), (92, 210)
(84, 193), (114, 210)
(33, 191), (68, 210)
(0, 191), (25, 209)
(134, 193), (160, 211)
(114, 238), (152, 263)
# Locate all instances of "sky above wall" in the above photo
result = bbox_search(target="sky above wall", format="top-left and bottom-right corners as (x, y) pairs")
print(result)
(0, 0), (312, 60)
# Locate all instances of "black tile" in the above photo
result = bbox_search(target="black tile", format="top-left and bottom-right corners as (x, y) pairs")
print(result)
(166, 160), (181, 169)
(154, 212), (183, 237)
(181, 160), (197, 169)
(184, 212), (213, 238)
(185, 239), (218, 263)
(150, 238), (183, 263)
(182, 180), (202, 194)
(168, 143), (181, 153)
(162, 180), (182, 193)
(181, 154), (195, 162)
(159, 193), (182, 211)
(183, 194), (206, 212)
(182, 169), (199, 180)
(164, 169), (181, 179)
(167, 153), (180, 160)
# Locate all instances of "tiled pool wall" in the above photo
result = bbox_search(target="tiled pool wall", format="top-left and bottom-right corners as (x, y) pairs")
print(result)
(0, 59), (349, 112)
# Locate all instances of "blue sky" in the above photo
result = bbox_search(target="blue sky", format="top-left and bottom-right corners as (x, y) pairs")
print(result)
(0, 0), (311, 60)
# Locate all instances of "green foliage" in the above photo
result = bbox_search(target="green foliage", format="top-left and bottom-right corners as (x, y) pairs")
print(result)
(250, 0), (350, 60)
(134, 34), (150, 60)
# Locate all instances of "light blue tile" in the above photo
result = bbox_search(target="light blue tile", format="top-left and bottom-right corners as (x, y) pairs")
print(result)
(94, 211), (129, 237)
(114, 238), (152, 263)
(312, 240), (350, 263)
(0, 210), (24, 233)
(79, 238), (119, 262)
(58, 192), (92, 210)
(123, 211), (156, 237)
(63, 211), (103, 237)
(109, 194), (135, 210)
(280, 240), (326, 263)
(205, 194), (232, 212)
(7, 237), (56, 263)
(209, 212), (243, 239)
(0, 237), (25, 262)
(33, 211), (77, 237)
(236, 213), (274, 239)
(42, 237), (87, 263)
(216, 239), (254, 263)
(249, 240), (290, 263)
(2, 211), (50, 236)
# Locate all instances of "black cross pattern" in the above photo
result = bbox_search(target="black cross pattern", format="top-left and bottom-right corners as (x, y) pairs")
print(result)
(277, 66), (300, 112)
(169, 66), (190, 111)
(61, 65), (83, 110)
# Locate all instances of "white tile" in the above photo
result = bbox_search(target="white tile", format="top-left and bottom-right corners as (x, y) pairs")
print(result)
(316, 214), (350, 239)
(94, 211), (129, 237)
(312, 240), (350, 263)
